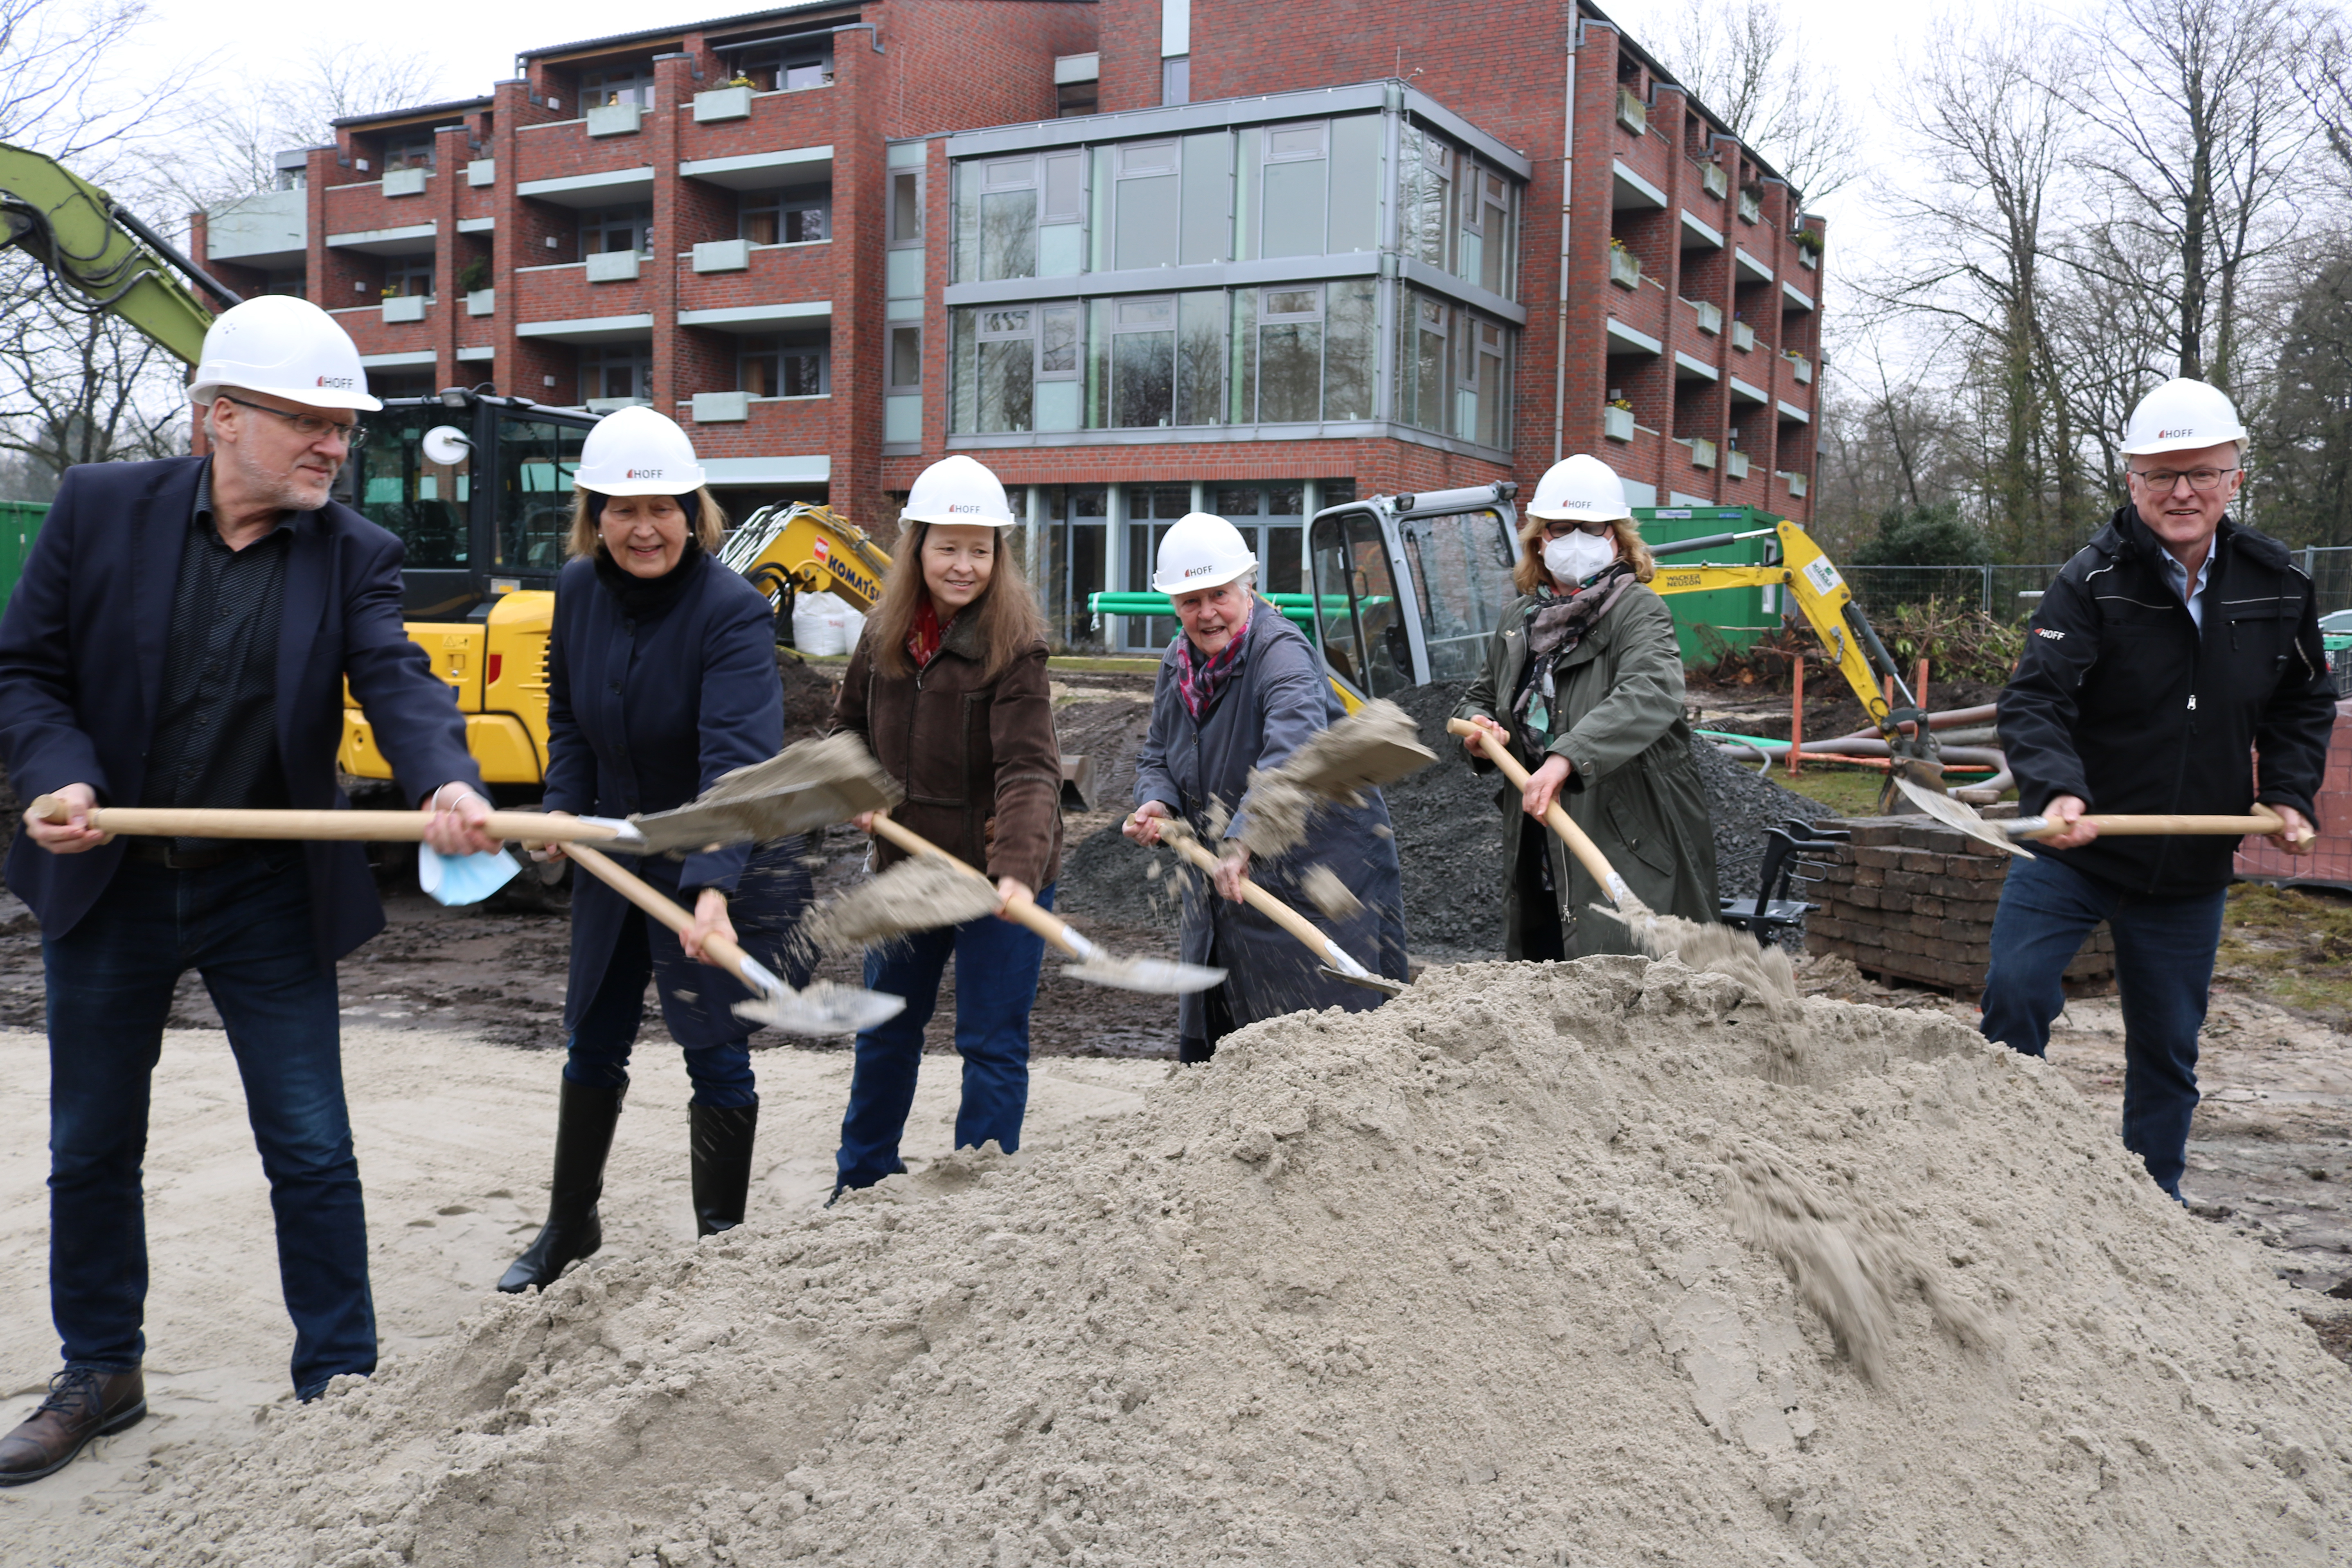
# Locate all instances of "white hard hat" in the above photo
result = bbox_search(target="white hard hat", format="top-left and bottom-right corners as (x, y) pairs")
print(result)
(189, 295), (380, 412)
(574, 406), (706, 496)
(1525, 454), (1631, 522)
(901, 455), (1018, 528)
(1151, 512), (1258, 594)
(2121, 378), (2248, 456)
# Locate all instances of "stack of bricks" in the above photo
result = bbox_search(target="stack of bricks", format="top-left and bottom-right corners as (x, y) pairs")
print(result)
(1805, 816), (2116, 1003)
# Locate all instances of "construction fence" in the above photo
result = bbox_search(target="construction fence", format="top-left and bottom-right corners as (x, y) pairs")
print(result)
(1838, 547), (2352, 622)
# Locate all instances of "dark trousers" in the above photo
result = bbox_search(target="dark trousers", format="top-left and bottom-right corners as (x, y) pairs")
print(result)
(835, 886), (1052, 1190)
(1979, 854), (2227, 1199)
(562, 907), (757, 1108)
(43, 852), (368, 1399)
(1513, 823), (1567, 962)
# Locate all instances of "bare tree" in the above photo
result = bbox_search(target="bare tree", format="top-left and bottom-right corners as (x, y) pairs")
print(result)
(0, 305), (185, 479)
(1651, 0), (1863, 201)
(161, 42), (450, 212)
(2291, 6), (2352, 175)
(2068, 0), (2318, 392)
(0, 0), (156, 166)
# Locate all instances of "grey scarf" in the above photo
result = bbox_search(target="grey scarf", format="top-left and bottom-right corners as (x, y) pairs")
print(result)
(1512, 561), (1636, 750)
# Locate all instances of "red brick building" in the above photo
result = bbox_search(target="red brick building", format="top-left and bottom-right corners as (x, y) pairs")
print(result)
(194, 0), (1820, 649)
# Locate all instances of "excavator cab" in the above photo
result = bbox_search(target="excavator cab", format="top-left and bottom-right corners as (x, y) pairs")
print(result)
(1305, 482), (1521, 707)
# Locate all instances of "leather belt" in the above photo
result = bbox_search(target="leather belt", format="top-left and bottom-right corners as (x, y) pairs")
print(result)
(122, 839), (251, 871)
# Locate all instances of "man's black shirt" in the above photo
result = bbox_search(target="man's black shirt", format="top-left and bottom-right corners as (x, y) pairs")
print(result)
(138, 462), (293, 848)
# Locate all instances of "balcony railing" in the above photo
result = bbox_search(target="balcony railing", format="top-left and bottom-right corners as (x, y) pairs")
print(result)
(1725, 450), (1750, 479)
(694, 86), (755, 122)
(468, 159), (495, 187)
(1781, 470), (1808, 498)
(1608, 247), (1642, 289)
(1731, 320), (1755, 351)
(1692, 300), (1722, 335)
(1604, 406), (1635, 442)
(1617, 88), (1647, 135)
(586, 102), (643, 137)
(382, 295), (428, 324)
(586, 250), (643, 283)
(1737, 190), (1762, 224)
(466, 288), (495, 317)
(1689, 437), (1717, 469)
(1787, 353), (1812, 384)
(383, 168), (428, 198)
(1698, 163), (1727, 199)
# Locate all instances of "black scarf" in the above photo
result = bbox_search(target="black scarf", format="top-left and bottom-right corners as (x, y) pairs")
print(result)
(1511, 560), (1636, 750)
(593, 531), (705, 622)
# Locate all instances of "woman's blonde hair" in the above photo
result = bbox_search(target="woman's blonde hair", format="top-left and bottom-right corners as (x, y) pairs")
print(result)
(1512, 513), (1656, 596)
(867, 520), (1049, 683)
(568, 487), (728, 560)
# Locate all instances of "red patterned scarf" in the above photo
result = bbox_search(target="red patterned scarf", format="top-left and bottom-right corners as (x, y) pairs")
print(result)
(906, 600), (947, 669)
(1174, 611), (1252, 721)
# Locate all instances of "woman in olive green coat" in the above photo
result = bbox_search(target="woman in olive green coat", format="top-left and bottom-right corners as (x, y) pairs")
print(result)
(1453, 454), (1718, 959)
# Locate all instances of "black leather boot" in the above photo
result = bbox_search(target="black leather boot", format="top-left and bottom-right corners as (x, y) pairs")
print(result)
(690, 1099), (759, 1237)
(498, 1080), (625, 1292)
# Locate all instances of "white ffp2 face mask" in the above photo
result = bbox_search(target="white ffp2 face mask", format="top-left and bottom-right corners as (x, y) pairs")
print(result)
(1543, 528), (1618, 586)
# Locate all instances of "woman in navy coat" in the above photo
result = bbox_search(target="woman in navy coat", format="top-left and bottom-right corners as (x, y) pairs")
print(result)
(498, 408), (812, 1293)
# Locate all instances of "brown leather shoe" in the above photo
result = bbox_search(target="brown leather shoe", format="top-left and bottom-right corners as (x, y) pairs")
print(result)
(0, 1368), (146, 1486)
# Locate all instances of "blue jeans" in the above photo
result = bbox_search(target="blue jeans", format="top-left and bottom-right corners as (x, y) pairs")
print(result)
(835, 885), (1052, 1191)
(563, 907), (757, 1108)
(1980, 854), (2226, 1199)
(44, 852), (367, 1399)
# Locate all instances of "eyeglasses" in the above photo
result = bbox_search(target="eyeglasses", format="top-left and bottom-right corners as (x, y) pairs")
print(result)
(217, 394), (367, 451)
(1539, 519), (1615, 538)
(2127, 466), (2237, 493)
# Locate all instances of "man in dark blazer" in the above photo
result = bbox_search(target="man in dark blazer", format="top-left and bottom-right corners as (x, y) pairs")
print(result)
(0, 297), (500, 1485)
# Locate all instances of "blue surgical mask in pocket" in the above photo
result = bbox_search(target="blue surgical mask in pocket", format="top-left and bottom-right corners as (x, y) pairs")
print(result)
(418, 843), (521, 906)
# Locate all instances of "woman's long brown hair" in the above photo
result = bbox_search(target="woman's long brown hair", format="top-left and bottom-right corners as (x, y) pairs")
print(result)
(866, 520), (1048, 683)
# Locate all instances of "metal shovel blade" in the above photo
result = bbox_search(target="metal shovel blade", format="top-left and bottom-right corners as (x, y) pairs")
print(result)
(1061, 955), (1227, 995)
(734, 980), (907, 1036)
(1891, 773), (2036, 859)
(1318, 963), (1408, 998)
(630, 739), (902, 853)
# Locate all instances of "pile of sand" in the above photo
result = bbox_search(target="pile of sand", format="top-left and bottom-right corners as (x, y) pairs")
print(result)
(110, 959), (2349, 1565)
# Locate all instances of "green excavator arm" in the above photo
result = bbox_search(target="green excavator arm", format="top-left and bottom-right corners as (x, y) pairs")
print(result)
(0, 140), (230, 365)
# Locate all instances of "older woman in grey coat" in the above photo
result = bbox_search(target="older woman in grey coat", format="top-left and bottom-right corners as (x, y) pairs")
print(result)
(1124, 513), (1409, 1061)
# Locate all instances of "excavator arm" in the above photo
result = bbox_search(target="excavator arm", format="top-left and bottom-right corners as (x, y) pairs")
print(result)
(0, 140), (233, 364)
(717, 502), (892, 619)
(1650, 520), (1943, 786)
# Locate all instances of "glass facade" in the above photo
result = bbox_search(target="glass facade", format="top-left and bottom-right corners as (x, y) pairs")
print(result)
(942, 101), (1522, 454)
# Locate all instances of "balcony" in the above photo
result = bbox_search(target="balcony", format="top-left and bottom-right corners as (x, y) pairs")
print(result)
(1787, 352), (1813, 384)
(1690, 300), (1722, 335)
(1608, 246), (1642, 290)
(693, 239), (752, 273)
(692, 391), (752, 422)
(676, 241), (834, 318)
(1697, 162), (1727, 199)
(382, 295), (428, 324)
(1731, 320), (1755, 351)
(1737, 189), (1762, 224)
(1688, 437), (1717, 470)
(206, 187), (305, 270)
(1604, 405), (1635, 442)
(1725, 450), (1750, 480)
(1617, 88), (1647, 135)
(383, 168), (428, 198)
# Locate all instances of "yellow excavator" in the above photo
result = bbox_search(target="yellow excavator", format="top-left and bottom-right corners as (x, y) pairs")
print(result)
(0, 141), (891, 793)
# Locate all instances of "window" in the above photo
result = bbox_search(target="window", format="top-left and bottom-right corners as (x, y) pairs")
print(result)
(384, 255), (434, 298)
(1401, 128), (1453, 270)
(1161, 56), (1189, 106)
(889, 170), (923, 248)
(727, 39), (834, 91)
(581, 205), (652, 256)
(977, 307), (1037, 430)
(953, 156), (1039, 282)
(742, 185), (830, 245)
(496, 412), (586, 572)
(1399, 508), (1518, 679)
(888, 326), (921, 392)
(1458, 162), (1515, 297)
(1113, 140), (1179, 270)
(581, 65), (656, 109)
(1397, 287), (1512, 448)
(1056, 79), (1098, 117)
(1259, 122), (1327, 259)
(1256, 286), (1321, 422)
(380, 129), (435, 171)
(579, 344), (652, 405)
(1177, 133), (1228, 266)
(740, 336), (827, 397)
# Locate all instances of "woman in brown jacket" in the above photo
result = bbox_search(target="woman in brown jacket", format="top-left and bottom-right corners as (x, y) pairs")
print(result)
(830, 456), (1063, 1195)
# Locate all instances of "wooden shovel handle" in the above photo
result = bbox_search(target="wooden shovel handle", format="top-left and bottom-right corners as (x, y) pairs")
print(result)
(863, 812), (1081, 957)
(563, 843), (760, 988)
(1446, 717), (1636, 909)
(1152, 820), (1354, 966)
(18, 799), (630, 846)
(2047, 805), (2309, 842)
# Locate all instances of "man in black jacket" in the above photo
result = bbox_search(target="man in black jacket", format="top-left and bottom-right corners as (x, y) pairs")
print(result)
(0, 297), (501, 1485)
(1986, 378), (2334, 1201)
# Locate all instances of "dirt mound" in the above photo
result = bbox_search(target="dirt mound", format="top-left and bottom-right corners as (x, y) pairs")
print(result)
(110, 959), (2352, 1566)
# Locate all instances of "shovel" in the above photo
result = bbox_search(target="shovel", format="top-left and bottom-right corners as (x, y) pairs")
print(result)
(1888, 774), (2314, 859)
(21, 798), (662, 851)
(1447, 718), (1659, 925)
(561, 843), (906, 1035)
(863, 814), (1224, 996)
(1149, 818), (1405, 999)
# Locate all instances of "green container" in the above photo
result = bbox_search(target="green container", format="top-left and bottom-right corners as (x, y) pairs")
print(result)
(0, 499), (49, 610)
(1633, 504), (1782, 665)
